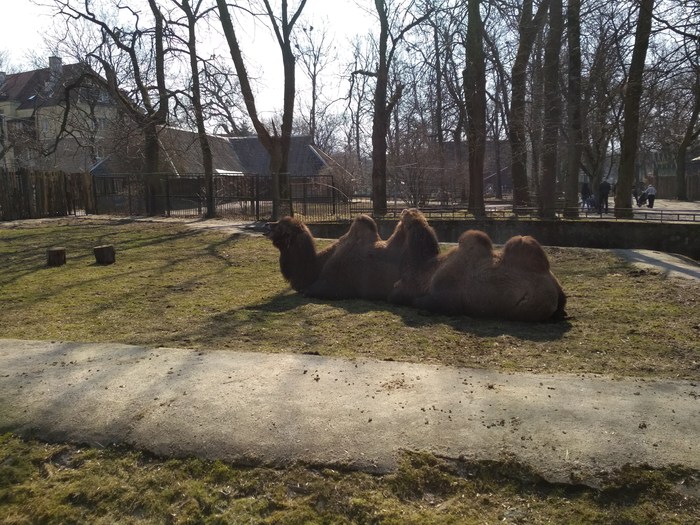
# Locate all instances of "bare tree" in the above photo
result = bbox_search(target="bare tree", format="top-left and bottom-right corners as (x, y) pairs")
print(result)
(615, 0), (655, 218)
(353, 0), (433, 216)
(674, 65), (700, 201)
(654, 1), (700, 200)
(564, 0), (582, 217)
(463, 0), (486, 217)
(50, 0), (172, 214)
(344, 36), (375, 190)
(216, 0), (307, 220)
(294, 24), (337, 148)
(200, 63), (249, 136)
(508, 0), (550, 209)
(166, 0), (218, 217)
(539, 0), (563, 218)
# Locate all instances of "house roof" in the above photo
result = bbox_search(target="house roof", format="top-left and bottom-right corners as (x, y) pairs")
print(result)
(0, 61), (93, 111)
(91, 126), (246, 176)
(158, 127), (244, 174)
(228, 135), (326, 177)
(92, 132), (330, 178)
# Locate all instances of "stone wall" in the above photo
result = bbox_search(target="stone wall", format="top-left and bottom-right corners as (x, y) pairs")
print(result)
(307, 219), (700, 261)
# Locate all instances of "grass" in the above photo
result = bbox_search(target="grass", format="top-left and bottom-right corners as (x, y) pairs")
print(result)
(1, 217), (698, 378)
(1, 217), (699, 523)
(1, 434), (698, 524)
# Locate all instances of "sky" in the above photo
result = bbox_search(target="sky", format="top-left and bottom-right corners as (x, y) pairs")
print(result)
(0, 0), (374, 115)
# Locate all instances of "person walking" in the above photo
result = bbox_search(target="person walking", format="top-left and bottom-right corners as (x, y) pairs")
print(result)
(581, 182), (592, 210)
(645, 183), (657, 208)
(598, 179), (611, 213)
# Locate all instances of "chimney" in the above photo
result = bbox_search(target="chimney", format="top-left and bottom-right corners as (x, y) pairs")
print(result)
(0, 71), (6, 86)
(49, 56), (63, 77)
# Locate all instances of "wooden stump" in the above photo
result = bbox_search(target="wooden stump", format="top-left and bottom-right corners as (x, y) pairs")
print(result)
(47, 247), (66, 267)
(93, 244), (116, 265)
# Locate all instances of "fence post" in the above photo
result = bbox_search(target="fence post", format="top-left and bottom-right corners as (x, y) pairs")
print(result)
(331, 175), (337, 216)
(302, 176), (308, 216)
(127, 175), (133, 216)
(165, 174), (171, 217)
(255, 174), (260, 221)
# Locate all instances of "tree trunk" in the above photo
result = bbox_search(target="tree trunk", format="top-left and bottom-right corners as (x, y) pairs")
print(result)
(371, 0), (391, 216)
(464, 0), (486, 217)
(615, 0), (654, 219)
(564, 0), (582, 218)
(509, 0), (550, 210)
(215, 0), (302, 220)
(183, 0), (215, 218)
(47, 247), (66, 267)
(144, 122), (161, 216)
(675, 73), (700, 201)
(539, 0), (563, 219)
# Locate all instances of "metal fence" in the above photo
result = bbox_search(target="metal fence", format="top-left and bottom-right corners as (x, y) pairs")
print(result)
(93, 172), (351, 221)
(2, 170), (699, 224)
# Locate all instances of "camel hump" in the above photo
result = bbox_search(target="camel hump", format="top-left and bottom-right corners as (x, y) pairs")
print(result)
(343, 214), (381, 245)
(400, 208), (440, 257)
(457, 230), (494, 258)
(501, 235), (551, 272)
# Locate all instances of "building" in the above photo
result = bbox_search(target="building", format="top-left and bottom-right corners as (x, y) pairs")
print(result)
(228, 135), (328, 178)
(0, 56), (118, 173)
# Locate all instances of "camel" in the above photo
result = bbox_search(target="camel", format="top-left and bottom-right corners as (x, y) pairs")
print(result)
(412, 229), (567, 322)
(265, 214), (410, 300)
(266, 212), (567, 322)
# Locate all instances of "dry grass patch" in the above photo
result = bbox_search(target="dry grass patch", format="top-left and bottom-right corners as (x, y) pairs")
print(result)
(2, 218), (699, 523)
(1, 218), (698, 379)
(1, 434), (698, 525)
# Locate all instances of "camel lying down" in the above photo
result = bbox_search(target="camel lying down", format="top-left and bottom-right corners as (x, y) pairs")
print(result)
(265, 212), (566, 322)
(264, 214), (409, 301)
(413, 229), (567, 322)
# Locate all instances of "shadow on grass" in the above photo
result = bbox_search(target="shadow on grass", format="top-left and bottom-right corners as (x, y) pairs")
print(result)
(186, 289), (572, 349)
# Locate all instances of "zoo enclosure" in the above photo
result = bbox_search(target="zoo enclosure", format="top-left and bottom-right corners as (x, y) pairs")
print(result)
(2, 169), (700, 223)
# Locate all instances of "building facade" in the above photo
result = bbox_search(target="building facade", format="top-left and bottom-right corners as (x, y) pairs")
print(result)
(0, 56), (116, 173)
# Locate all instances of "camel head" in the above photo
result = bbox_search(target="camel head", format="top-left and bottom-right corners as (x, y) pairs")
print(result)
(264, 216), (313, 251)
(264, 216), (320, 292)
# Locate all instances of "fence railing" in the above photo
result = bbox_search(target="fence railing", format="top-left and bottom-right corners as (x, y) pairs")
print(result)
(93, 172), (351, 222)
(2, 170), (699, 224)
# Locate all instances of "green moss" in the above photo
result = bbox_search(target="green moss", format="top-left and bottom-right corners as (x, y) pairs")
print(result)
(1, 435), (698, 524)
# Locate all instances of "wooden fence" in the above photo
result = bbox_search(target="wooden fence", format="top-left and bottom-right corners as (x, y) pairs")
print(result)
(656, 173), (700, 200)
(0, 170), (94, 221)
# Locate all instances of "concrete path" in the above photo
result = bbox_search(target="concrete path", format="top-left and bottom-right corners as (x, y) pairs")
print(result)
(1, 338), (698, 486)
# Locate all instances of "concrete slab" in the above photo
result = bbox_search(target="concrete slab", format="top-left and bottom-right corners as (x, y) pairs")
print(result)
(1, 339), (698, 486)
(614, 249), (700, 281)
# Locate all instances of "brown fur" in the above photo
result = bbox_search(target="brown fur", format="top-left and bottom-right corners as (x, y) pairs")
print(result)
(267, 215), (566, 322)
(414, 230), (567, 322)
(266, 214), (410, 301)
(264, 216), (337, 293)
(387, 208), (441, 305)
(304, 214), (409, 300)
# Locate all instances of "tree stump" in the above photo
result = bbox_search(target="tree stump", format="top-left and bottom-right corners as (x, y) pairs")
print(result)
(47, 247), (67, 267)
(93, 244), (116, 265)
